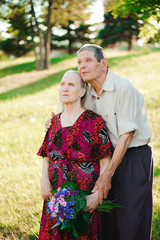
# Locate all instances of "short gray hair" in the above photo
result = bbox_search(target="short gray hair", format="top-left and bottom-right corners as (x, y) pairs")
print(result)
(77, 44), (105, 62)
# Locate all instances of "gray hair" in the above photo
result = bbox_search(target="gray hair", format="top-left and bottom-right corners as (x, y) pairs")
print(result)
(77, 44), (105, 62)
(63, 70), (85, 88)
(60, 70), (87, 109)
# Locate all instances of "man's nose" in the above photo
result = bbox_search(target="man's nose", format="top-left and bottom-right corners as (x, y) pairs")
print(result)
(79, 62), (86, 69)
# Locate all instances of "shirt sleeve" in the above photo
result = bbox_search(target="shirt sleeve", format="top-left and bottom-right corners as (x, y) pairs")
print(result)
(117, 83), (143, 136)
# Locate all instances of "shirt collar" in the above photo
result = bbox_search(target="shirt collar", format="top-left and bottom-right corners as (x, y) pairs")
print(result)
(89, 70), (115, 96)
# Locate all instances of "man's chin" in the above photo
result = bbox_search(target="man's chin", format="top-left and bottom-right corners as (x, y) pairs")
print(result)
(81, 76), (91, 83)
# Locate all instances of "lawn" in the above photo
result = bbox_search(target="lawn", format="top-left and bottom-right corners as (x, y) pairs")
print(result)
(0, 48), (160, 239)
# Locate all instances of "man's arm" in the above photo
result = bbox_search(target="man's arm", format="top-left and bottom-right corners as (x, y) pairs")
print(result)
(92, 131), (133, 204)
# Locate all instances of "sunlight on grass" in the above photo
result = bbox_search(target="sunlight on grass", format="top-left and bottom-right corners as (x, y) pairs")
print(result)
(0, 48), (160, 239)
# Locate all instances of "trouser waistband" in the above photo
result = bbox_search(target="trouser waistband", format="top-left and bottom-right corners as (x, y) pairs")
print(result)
(126, 144), (148, 153)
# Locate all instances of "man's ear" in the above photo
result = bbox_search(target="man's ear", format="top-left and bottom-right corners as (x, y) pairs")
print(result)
(102, 58), (108, 71)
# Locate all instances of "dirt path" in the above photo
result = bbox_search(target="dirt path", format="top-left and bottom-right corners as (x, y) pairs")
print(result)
(0, 58), (77, 93)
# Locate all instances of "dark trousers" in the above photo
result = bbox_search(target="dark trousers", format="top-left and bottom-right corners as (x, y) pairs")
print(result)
(101, 145), (153, 240)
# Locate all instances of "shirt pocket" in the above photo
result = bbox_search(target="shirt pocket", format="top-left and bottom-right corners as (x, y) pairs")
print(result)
(101, 112), (118, 139)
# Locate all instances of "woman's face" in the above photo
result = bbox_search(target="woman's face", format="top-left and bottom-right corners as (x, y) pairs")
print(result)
(59, 73), (85, 104)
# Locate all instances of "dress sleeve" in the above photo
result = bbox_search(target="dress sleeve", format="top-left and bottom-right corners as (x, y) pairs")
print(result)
(92, 116), (114, 160)
(37, 129), (50, 157)
(98, 119), (114, 159)
(37, 115), (57, 157)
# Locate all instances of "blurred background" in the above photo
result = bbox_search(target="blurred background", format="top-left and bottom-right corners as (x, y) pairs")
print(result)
(0, 0), (160, 239)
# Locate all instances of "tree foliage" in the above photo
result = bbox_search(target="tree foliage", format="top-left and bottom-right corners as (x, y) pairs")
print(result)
(98, 12), (143, 50)
(104, 0), (160, 43)
(52, 21), (95, 54)
(0, 0), (95, 69)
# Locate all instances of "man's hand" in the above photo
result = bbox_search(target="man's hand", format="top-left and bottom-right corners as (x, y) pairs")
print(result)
(92, 170), (112, 204)
(85, 191), (99, 213)
(40, 176), (52, 201)
(45, 112), (55, 132)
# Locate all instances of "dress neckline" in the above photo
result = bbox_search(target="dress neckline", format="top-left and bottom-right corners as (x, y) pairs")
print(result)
(58, 110), (86, 129)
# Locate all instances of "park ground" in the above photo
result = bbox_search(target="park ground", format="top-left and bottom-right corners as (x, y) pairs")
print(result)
(0, 47), (160, 239)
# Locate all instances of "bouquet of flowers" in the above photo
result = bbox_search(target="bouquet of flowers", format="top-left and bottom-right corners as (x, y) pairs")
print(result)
(47, 181), (123, 238)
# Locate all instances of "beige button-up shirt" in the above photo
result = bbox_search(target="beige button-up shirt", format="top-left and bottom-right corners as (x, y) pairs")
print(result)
(84, 70), (151, 148)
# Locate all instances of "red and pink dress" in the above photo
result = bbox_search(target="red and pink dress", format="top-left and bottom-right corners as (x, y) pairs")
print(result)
(37, 110), (113, 240)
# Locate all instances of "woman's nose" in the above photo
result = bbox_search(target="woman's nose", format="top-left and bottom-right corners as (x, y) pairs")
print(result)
(63, 85), (68, 91)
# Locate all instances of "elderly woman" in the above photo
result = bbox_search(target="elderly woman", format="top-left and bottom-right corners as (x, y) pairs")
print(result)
(37, 70), (113, 240)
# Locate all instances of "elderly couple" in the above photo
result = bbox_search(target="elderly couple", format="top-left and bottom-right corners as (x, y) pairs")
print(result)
(37, 44), (153, 240)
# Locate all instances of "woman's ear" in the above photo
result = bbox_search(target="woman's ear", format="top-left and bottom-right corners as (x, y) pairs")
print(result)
(80, 88), (86, 98)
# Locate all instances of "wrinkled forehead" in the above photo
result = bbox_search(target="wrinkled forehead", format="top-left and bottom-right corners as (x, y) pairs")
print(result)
(61, 72), (82, 84)
(77, 50), (95, 59)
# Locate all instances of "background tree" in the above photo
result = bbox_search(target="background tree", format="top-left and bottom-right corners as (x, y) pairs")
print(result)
(104, 0), (160, 44)
(98, 12), (143, 50)
(0, 1), (32, 57)
(52, 21), (95, 54)
(0, 0), (95, 70)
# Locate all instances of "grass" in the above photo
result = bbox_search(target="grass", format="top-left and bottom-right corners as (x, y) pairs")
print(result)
(0, 48), (160, 239)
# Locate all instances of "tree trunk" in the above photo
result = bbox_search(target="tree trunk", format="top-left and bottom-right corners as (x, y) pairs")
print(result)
(29, 0), (45, 70)
(29, 17), (39, 70)
(128, 35), (132, 51)
(44, 0), (52, 69)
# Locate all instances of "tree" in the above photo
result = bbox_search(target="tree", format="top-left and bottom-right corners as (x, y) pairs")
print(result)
(98, 12), (143, 50)
(52, 21), (95, 54)
(0, 0), (95, 70)
(104, 0), (160, 44)
(0, 1), (32, 57)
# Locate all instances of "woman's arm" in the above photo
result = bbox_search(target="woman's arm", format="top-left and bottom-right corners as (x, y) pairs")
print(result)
(40, 157), (52, 201)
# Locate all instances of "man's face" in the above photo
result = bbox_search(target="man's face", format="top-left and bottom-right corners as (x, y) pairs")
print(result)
(77, 50), (106, 84)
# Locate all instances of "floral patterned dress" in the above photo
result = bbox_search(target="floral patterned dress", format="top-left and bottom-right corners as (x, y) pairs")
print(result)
(37, 110), (113, 240)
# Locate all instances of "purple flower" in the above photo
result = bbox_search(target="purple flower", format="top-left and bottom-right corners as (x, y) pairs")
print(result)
(73, 190), (78, 196)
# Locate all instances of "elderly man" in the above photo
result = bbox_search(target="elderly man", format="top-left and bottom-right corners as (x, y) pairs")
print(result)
(46, 44), (153, 240)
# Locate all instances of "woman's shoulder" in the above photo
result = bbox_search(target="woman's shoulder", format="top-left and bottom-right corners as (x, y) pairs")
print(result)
(51, 113), (60, 126)
(83, 110), (104, 122)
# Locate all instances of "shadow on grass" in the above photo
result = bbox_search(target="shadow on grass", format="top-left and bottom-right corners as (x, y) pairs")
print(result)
(0, 67), (77, 101)
(0, 224), (38, 240)
(154, 166), (160, 177)
(0, 50), (150, 79)
(0, 50), (151, 101)
(0, 54), (76, 79)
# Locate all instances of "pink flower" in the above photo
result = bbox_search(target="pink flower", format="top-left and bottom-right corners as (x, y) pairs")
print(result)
(57, 187), (61, 192)
(51, 197), (55, 204)
(60, 199), (67, 207)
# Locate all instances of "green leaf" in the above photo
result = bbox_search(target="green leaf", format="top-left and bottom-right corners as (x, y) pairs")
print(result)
(50, 190), (57, 194)
(75, 212), (89, 235)
(61, 222), (70, 230)
(71, 221), (79, 238)
(50, 222), (60, 230)
(61, 181), (77, 190)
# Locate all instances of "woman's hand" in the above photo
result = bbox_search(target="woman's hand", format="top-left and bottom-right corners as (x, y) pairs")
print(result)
(84, 191), (99, 213)
(40, 176), (52, 201)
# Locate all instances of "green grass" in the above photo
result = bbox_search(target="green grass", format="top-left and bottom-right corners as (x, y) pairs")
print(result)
(0, 48), (160, 239)
(0, 54), (76, 79)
